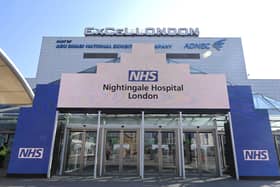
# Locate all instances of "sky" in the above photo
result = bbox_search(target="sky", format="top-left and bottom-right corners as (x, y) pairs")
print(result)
(0, 0), (280, 79)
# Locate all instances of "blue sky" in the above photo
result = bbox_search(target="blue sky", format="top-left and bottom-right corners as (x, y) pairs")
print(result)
(1, 0), (280, 78)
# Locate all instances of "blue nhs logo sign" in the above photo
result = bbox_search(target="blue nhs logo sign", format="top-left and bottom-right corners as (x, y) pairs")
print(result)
(128, 70), (158, 82)
(243, 150), (269, 161)
(18, 148), (44, 159)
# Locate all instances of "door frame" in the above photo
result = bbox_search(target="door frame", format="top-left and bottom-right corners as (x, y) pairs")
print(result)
(60, 125), (98, 175)
(218, 132), (227, 170)
(143, 128), (179, 175)
(272, 133), (280, 164)
(183, 127), (221, 176)
(102, 128), (140, 175)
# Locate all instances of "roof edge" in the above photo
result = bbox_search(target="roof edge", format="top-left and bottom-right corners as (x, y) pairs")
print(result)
(0, 48), (34, 103)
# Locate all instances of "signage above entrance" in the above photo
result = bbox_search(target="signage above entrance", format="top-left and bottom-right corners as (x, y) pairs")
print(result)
(84, 27), (199, 37)
(57, 43), (229, 110)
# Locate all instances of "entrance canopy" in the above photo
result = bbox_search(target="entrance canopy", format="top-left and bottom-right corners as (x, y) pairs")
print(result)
(0, 49), (34, 105)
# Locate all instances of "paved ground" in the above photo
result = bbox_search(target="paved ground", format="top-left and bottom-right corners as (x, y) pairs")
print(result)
(1, 168), (280, 187)
(1, 176), (280, 187)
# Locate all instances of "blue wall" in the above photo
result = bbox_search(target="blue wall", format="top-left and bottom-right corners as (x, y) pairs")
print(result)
(8, 84), (59, 175)
(228, 86), (280, 177)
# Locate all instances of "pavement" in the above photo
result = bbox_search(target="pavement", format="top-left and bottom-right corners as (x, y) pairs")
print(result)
(1, 168), (280, 187)
(1, 175), (280, 187)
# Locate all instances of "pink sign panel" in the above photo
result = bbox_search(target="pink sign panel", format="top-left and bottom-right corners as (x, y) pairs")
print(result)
(58, 44), (229, 109)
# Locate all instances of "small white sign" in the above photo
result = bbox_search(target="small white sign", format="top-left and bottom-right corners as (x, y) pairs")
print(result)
(243, 149), (269, 161)
(18, 148), (44, 159)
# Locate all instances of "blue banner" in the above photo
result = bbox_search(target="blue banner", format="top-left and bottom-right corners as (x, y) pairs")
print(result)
(8, 83), (59, 175)
(228, 86), (280, 177)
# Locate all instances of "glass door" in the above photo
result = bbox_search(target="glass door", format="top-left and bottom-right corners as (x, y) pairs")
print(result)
(273, 135), (280, 164)
(105, 131), (120, 173)
(199, 132), (217, 175)
(83, 131), (96, 174)
(64, 130), (96, 175)
(161, 132), (176, 173)
(183, 131), (218, 176)
(144, 131), (159, 173)
(104, 130), (138, 175)
(122, 131), (138, 173)
(218, 133), (227, 170)
(144, 131), (177, 175)
(183, 132), (199, 175)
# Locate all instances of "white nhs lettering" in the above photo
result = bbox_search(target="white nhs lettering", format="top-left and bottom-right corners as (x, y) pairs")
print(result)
(18, 148), (44, 159)
(243, 150), (269, 161)
(128, 70), (158, 82)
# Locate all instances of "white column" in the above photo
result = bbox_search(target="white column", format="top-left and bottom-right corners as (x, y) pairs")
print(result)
(228, 112), (239, 180)
(99, 120), (105, 176)
(58, 113), (70, 176)
(140, 111), (145, 178)
(177, 115), (182, 177)
(214, 119), (223, 177)
(47, 111), (59, 178)
(179, 112), (185, 178)
(94, 111), (101, 178)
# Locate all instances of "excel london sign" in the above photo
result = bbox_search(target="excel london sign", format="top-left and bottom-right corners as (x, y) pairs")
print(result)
(84, 27), (199, 37)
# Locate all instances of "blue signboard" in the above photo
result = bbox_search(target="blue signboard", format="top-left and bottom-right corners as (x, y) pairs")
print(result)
(8, 83), (59, 175)
(228, 86), (280, 177)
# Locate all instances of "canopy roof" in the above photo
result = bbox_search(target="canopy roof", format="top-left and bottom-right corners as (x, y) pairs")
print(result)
(253, 93), (280, 110)
(0, 49), (34, 105)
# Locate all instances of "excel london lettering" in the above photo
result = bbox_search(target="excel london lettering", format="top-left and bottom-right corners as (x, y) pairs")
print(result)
(85, 27), (199, 37)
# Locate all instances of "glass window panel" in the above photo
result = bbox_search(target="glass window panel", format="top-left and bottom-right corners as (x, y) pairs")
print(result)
(102, 114), (141, 126)
(144, 114), (179, 128)
(68, 114), (98, 125)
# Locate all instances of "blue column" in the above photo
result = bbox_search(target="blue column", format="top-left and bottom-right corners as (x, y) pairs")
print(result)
(228, 86), (280, 177)
(7, 83), (59, 175)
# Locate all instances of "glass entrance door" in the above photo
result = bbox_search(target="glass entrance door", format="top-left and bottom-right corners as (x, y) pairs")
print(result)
(184, 132), (198, 174)
(144, 131), (177, 175)
(64, 130), (96, 175)
(273, 135), (280, 164)
(183, 131), (218, 176)
(104, 130), (138, 175)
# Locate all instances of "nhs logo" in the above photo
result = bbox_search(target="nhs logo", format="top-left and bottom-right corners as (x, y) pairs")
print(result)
(128, 70), (158, 82)
(18, 148), (44, 159)
(243, 150), (269, 161)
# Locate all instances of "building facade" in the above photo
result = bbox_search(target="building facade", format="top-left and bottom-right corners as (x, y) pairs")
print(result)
(2, 28), (280, 179)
